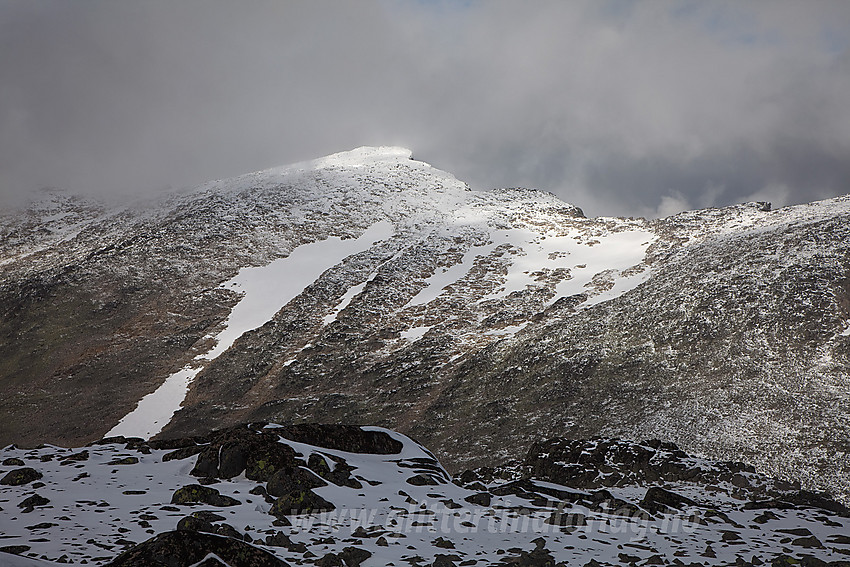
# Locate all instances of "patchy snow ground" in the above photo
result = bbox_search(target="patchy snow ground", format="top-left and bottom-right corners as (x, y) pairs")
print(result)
(1, 427), (849, 566)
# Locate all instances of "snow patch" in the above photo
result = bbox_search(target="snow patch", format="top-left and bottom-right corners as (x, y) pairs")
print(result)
(481, 227), (655, 305)
(310, 146), (413, 168)
(107, 366), (200, 439)
(485, 322), (529, 336)
(401, 325), (432, 341)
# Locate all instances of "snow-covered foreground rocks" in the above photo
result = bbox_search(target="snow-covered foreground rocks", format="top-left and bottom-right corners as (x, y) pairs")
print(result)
(1, 424), (849, 566)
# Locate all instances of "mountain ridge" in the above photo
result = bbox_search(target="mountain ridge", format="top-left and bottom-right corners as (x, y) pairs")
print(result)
(1, 147), (848, 507)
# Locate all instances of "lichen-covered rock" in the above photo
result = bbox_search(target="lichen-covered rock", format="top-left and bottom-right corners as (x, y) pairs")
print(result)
(307, 453), (362, 488)
(406, 473), (440, 486)
(493, 537), (562, 567)
(179, 423), (400, 485)
(176, 515), (215, 533)
(191, 510), (226, 523)
(338, 546), (372, 567)
(433, 554), (460, 567)
(1, 467), (42, 486)
(218, 441), (248, 479)
(769, 555), (850, 567)
(187, 425), (300, 481)
(107, 456), (139, 465)
(0, 545), (31, 556)
(464, 492), (491, 506)
(544, 511), (587, 527)
(171, 484), (240, 507)
(315, 553), (343, 567)
(525, 438), (696, 489)
(269, 489), (335, 516)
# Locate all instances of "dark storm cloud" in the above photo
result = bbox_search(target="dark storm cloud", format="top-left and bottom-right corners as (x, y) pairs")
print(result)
(1, 0), (848, 216)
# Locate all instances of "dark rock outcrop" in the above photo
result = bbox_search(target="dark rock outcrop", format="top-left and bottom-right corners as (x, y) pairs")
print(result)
(526, 438), (707, 489)
(105, 530), (289, 567)
(266, 466), (327, 497)
(275, 424), (402, 454)
(641, 486), (699, 514)
(18, 493), (50, 511)
(186, 424), (300, 481)
(160, 423), (399, 485)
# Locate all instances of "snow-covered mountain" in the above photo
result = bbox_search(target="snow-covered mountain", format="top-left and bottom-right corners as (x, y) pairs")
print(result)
(1, 146), (849, 513)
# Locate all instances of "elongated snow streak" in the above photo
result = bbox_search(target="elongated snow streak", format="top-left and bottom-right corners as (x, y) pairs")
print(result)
(322, 245), (406, 326)
(403, 241), (499, 309)
(107, 221), (393, 439)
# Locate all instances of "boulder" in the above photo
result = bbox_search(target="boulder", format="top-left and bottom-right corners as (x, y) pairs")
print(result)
(176, 515), (215, 534)
(544, 511), (587, 527)
(316, 553), (343, 567)
(269, 489), (335, 516)
(18, 493), (50, 511)
(464, 492), (491, 506)
(1, 467), (42, 486)
(338, 546), (372, 567)
(186, 424), (300, 481)
(406, 473), (440, 486)
(171, 484), (240, 507)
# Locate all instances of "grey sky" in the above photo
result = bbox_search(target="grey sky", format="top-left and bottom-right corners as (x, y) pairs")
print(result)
(1, 0), (848, 217)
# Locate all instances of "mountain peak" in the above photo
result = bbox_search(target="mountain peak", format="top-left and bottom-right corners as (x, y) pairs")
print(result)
(310, 145), (414, 168)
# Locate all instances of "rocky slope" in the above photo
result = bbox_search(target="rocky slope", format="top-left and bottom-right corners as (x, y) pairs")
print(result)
(1, 424), (849, 566)
(1, 147), (848, 506)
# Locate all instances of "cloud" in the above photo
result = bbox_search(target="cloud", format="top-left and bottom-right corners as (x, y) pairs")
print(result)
(655, 192), (692, 218)
(1, 0), (848, 217)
